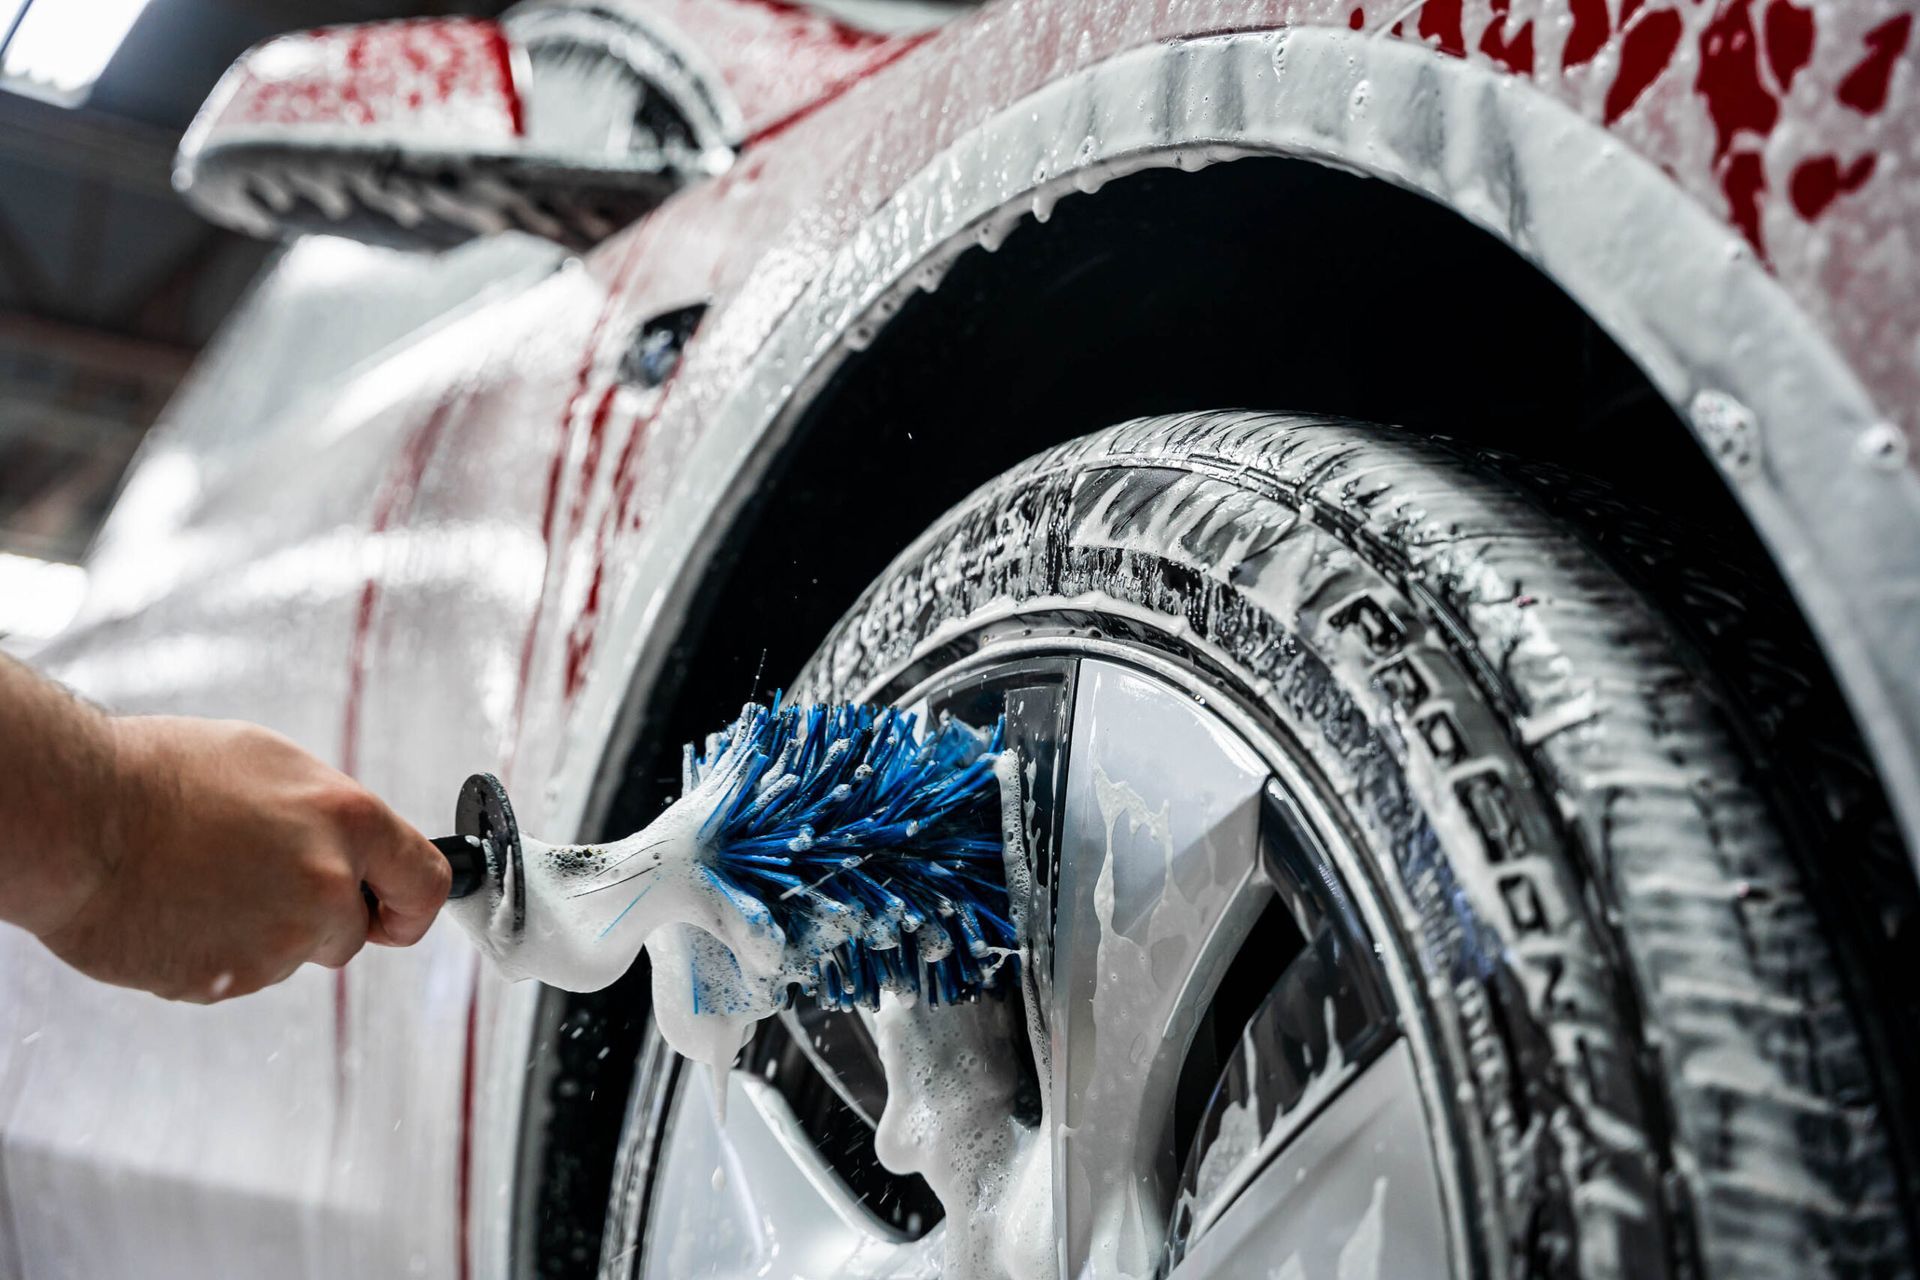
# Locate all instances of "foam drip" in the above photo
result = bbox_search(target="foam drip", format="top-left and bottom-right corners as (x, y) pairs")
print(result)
(870, 991), (1054, 1280)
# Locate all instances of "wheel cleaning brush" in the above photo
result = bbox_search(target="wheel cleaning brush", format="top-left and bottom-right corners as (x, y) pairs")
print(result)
(435, 701), (1017, 1057)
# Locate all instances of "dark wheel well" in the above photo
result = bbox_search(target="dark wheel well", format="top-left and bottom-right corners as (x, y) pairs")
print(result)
(518, 154), (1916, 1277)
(625, 154), (1748, 802)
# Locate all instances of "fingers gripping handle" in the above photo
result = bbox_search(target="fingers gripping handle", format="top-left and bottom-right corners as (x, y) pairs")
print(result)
(362, 773), (518, 923)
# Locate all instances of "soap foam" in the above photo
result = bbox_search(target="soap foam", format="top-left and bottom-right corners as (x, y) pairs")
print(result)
(870, 993), (1054, 1280)
(861, 751), (1058, 1280)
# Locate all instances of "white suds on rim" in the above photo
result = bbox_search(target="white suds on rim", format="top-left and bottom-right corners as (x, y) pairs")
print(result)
(870, 993), (1053, 1280)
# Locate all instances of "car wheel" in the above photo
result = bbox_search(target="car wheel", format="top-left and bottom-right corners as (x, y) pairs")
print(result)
(596, 412), (1913, 1279)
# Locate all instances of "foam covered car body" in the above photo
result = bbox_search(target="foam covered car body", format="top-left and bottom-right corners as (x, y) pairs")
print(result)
(3, 0), (1919, 1276)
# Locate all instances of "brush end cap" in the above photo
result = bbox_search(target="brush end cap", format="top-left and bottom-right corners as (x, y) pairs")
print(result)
(441, 771), (526, 932)
(437, 773), (522, 918)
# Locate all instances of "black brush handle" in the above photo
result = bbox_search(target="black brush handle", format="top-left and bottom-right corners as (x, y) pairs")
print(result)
(433, 834), (487, 899)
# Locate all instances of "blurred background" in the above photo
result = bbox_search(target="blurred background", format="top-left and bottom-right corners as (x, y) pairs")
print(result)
(0, 0), (510, 649)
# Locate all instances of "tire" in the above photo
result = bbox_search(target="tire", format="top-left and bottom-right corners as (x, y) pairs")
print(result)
(790, 412), (1914, 1279)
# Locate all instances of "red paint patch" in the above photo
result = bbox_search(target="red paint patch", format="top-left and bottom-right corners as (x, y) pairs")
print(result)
(397, 32), (425, 74)
(1605, 6), (1684, 123)
(1563, 0), (1610, 68)
(456, 964), (480, 1280)
(229, 19), (520, 139)
(483, 22), (526, 136)
(1838, 13), (1911, 115)
(557, 385), (631, 702)
(1419, 0), (1467, 57)
(1349, 6), (1366, 29)
(1790, 152), (1878, 218)
(341, 577), (381, 781)
(1697, 0), (1780, 153)
(1762, 0), (1815, 93)
(1722, 148), (1769, 251)
(567, 384), (623, 535)
(1480, 0), (1535, 76)
(1690, 0), (1838, 255)
(562, 558), (606, 700)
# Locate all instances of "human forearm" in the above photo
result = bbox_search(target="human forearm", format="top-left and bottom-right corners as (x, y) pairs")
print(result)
(0, 654), (120, 937)
(0, 654), (451, 1001)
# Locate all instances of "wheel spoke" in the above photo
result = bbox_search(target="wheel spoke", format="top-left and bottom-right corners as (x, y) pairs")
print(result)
(640, 1065), (939, 1279)
(1170, 1041), (1450, 1280)
(1050, 659), (1271, 1278)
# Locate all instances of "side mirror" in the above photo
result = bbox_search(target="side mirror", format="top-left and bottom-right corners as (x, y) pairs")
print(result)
(174, 11), (738, 252)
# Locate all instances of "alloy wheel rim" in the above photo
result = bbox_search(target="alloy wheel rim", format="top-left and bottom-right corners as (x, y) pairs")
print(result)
(602, 636), (1459, 1279)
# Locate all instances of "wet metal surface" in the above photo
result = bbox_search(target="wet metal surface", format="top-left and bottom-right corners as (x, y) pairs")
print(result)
(1170, 1041), (1448, 1280)
(1052, 661), (1268, 1278)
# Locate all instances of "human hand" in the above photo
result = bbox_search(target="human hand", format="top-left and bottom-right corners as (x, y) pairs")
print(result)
(38, 716), (451, 1002)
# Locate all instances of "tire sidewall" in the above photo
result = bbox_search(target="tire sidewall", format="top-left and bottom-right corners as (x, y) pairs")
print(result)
(795, 418), (1687, 1280)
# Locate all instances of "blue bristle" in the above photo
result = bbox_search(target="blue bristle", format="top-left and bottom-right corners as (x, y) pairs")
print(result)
(689, 700), (1014, 1010)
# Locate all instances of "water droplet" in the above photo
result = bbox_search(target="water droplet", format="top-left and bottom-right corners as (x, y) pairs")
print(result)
(1688, 389), (1761, 478)
(1857, 422), (1908, 472)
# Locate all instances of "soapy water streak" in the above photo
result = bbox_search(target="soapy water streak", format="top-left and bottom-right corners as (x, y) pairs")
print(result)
(870, 994), (1056, 1280)
(1071, 763), (1206, 1276)
(1177, 998), (1350, 1247)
